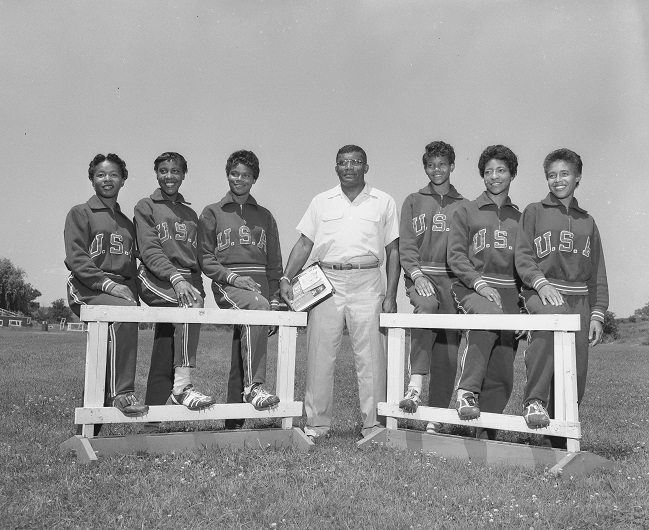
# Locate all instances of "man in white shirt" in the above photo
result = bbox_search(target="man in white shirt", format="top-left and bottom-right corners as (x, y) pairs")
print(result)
(280, 145), (400, 440)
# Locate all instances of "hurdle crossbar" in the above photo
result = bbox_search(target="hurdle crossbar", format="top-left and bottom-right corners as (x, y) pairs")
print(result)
(60, 305), (310, 462)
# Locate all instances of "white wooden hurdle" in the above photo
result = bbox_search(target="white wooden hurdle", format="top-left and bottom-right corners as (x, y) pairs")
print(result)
(358, 313), (613, 477)
(66, 322), (87, 332)
(60, 305), (310, 463)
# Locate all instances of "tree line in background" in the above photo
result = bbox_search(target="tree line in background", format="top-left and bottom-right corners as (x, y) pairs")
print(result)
(0, 257), (75, 324)
(0, 258), (41, 316)
(0, 256), (636, 338)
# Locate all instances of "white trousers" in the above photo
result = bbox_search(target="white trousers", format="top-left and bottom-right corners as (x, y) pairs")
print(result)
(304, 268), (386, 438)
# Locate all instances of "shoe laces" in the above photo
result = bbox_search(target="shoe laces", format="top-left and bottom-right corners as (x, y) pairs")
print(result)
(185, 387), (209, 399)
(251, 386), (273, 400)
(117, 393), (139, 406)
(404, 387), (420, 400)
(528, 401), (545, 413)
(460, 392), (477, 407)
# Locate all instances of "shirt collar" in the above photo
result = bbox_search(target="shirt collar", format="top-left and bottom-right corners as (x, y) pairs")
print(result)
(221, 190), (258, 207)
(87, 195), (122, 212)
(419, 183), (463, 199)
(150, 188), (189, 204)
(475, 191), (518, 211)
(540, 193), (587, 213)
(327, 182), (375, 199)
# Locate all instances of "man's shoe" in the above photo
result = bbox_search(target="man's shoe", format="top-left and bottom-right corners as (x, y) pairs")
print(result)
(426, 422), (442, 434)
(523, 400), (551, 429)
(244, 384), (280, 410)
(109, 393), (149, 417)
(456, 391), (480, 420)
(304, 428), (321, 443)
(399, 387), (422, 413)
(171, 385), (216, 411)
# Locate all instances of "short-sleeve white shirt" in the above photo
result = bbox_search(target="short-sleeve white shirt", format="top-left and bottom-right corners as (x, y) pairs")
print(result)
(296, 183), (399, 265)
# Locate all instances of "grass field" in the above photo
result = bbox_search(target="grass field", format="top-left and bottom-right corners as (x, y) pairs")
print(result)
(1, 326), (647, 529)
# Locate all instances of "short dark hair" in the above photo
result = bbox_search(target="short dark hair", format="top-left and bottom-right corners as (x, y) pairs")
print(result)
(422, 141), (455, 167)
(154, 152), (188, 174)
(226, 150), (260, 179)
(88, 153), (128, 180)
(543, 148), (582, 176)
(337, 145), (367, 162)
(478, 145), (518, 178)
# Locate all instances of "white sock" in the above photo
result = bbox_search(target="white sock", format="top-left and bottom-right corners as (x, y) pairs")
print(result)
(408, 374), (423, 393)
(173, 367), (192, 394)
(457, 388), (472, 397)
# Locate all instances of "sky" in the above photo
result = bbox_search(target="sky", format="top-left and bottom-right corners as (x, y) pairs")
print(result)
(1, 0), (648, 317)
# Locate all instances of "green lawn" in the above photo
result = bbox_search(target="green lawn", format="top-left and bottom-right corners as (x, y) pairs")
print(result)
(1, 327), (647, 529)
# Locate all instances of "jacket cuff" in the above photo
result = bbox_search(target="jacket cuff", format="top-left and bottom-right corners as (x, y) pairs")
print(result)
(101, 278), (118, 293)
(472, 277), (488, 292)
(590, 309), (605, 323)
(532, 276), (549, 291)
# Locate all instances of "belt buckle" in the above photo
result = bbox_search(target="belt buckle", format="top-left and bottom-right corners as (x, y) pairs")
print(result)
(342, 264), (353, 270)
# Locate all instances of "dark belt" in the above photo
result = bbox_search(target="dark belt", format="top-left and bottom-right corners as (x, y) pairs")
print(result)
(319, 261), (380, 270)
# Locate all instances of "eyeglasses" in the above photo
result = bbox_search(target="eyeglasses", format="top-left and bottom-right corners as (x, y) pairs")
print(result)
(336, 159), (365, 167)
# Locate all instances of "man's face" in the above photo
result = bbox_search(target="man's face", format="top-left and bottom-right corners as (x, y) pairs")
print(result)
(335, 151), (368, 189)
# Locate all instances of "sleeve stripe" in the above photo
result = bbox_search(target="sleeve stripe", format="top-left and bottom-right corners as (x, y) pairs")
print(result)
(101, 279), (118, 293)
(473, 278), (488, 292)
(532, 277), (549, 291)
(591, 310), (605, 322)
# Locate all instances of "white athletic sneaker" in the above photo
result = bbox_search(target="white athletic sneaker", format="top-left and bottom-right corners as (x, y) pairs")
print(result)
(171, 385), (216, 411)
(244, 384), (280, 410)
(523, 399), (550, 429)
(399, 387), (422, 413)
(456, 391), (480, 420)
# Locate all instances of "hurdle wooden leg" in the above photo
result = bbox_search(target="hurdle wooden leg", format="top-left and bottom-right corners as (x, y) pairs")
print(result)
(80, 322), (109, 438)
(555, 331), (580, 452)
(385, 327), (405, 431)
(276, 326), (298, 430)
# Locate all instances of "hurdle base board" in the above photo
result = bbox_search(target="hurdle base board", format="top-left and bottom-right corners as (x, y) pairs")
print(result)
(60, 427), (314, 462)
(59, 435), (99, 464)
(548, 451), (615, 477)
(356, 426), (388, 448)
(378, 403), (580, 439)
(74, 402), (303, 425)
(357, 428), (612, 477)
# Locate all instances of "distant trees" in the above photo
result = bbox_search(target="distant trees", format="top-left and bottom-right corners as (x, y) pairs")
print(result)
(0, 258), (41, 315)
(32, 298), (76, 324)
(49, 298), (75, 322)
(633, 301), (649, 321)
(602, 310), (619, 341)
